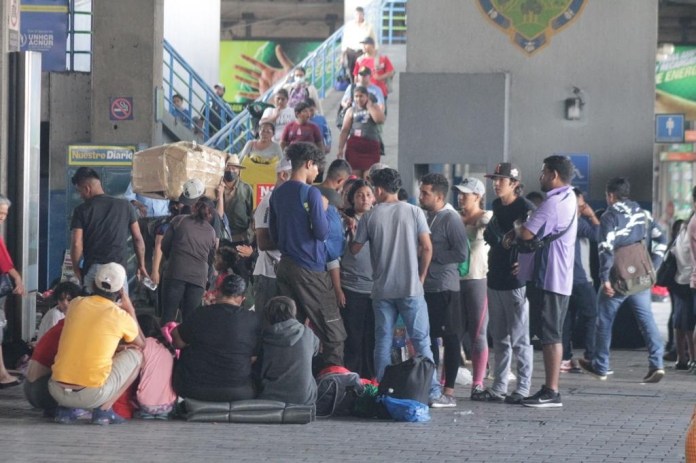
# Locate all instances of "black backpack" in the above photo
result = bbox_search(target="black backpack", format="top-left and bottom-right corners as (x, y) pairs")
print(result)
(378, 355), (435, 406)
(315, 370), (364, 418)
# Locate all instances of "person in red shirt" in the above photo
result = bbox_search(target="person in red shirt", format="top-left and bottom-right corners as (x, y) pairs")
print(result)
(353, 37), (395, 101)
(0, 195), (25, 390)
(280, 101), (324, 152)
(24, 319), (66, 414)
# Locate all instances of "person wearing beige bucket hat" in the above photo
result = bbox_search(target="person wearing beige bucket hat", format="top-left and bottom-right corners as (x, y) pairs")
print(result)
(217, 154), (254, 243)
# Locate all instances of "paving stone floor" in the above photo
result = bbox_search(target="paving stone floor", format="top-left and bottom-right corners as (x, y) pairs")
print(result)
(0, 348), (691, 462)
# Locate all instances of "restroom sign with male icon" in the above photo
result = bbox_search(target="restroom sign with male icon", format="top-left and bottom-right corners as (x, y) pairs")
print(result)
(109, 97), (134, 121)
(655, 114), (684, 143)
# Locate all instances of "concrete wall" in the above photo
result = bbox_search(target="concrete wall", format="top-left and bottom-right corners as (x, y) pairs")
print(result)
(48, 73), (91, 190)
(164, 0), (220, 86)
(45, 72), (90, 289)
(90, 0), (164, 146)
(404, 0), (658, 202)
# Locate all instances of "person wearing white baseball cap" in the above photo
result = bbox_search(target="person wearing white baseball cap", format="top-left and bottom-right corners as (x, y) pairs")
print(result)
(48, 262), (145, 425)
(252, 157), (293, 322)
(452, 177), (494, 401)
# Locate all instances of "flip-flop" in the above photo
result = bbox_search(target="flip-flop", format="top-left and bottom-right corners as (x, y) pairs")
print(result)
(0, 379), (21, 389)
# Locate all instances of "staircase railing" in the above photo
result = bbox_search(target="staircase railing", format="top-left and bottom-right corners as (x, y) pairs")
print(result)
(381, 0), (407, 44)
(206, 0), (406, 154)
(163, 40), (236, 140)
(206, 27), (344, 153)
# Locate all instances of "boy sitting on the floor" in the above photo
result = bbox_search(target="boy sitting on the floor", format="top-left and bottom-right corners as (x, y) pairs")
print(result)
(257, 296), (319, 405)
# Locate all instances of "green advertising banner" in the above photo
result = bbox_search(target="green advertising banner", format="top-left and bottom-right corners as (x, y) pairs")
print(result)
(219, 40), (322, 106)
(656, 46), (696, 119)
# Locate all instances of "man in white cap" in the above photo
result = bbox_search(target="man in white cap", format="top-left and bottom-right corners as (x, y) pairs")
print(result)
(217, 155), (254, 243)
(252, 157), (293, 321)
(48, 263), (145, 425)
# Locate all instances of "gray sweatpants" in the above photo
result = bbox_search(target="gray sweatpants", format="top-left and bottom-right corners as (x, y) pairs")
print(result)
(487, 287), (533, 397)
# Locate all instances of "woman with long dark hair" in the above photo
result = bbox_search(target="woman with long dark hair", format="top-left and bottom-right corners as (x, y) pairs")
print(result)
(340, 180), (376, 378)
(160, 197), (217, 323)
(338, 86), (385, 179)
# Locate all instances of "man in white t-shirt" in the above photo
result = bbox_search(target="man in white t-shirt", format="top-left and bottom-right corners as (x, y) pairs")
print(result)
(341, 6), (376, 84)
(252, 157), (293, 322)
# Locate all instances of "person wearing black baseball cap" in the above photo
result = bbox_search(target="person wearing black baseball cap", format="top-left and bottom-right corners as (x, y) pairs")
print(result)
(473, 162), (536, 404)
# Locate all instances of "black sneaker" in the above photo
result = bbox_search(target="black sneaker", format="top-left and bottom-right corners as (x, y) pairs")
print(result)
(504, 392), (525, 405)
(642, 368), (665, 383)
(521, 385), (562, 408)
(470, 387), (504, 403)
(578, 358), (607, 380)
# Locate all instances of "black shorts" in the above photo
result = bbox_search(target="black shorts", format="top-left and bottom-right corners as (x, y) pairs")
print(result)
(538, 290), (570, 344)
(425, 290), (462, 339)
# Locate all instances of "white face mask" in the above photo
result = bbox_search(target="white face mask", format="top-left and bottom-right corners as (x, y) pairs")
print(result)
(294, 75), (305, 83)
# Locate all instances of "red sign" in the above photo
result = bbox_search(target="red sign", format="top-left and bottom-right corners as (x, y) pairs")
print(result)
(255, 183), (275, 206)
(109, 97), (133, 121)
(660, 152), (696, 162)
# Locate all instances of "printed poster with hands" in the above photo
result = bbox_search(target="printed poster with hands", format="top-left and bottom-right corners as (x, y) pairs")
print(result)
(219, 40), (322, 104)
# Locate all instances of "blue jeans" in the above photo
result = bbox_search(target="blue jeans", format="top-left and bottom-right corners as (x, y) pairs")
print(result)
(592, 288), (664, 374)
(373, 296), (440, 395)
(563, 281), (597, 361)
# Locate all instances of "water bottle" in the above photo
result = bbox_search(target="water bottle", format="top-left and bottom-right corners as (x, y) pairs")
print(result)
(142, 276), (157, 291)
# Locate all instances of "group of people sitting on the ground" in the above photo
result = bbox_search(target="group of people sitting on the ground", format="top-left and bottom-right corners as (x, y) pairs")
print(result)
(24, 263), (317, 424)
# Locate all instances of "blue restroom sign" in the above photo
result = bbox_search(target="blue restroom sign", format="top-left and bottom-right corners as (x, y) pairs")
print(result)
(655, 114), (685, 143)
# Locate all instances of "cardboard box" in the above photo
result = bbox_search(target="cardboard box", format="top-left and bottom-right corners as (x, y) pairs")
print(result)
(131, 141), (226, 200)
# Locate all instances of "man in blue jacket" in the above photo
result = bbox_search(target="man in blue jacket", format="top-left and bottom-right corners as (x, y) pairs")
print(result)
(580, 177), (667, 383)
(269, 142), (346, 368)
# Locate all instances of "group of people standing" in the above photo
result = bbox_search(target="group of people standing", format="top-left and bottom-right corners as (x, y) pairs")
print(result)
(1, 141), (674, 424)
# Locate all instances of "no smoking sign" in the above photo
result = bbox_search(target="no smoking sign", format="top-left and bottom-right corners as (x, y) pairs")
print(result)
(109, 97), (134, 121)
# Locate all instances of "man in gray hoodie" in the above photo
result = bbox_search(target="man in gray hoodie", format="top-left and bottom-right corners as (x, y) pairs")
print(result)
(258, 296), (319, 405)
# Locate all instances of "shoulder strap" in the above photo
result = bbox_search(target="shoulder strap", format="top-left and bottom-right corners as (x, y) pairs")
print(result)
(539, 210), (577, 247)
(299, 183), (312, 215)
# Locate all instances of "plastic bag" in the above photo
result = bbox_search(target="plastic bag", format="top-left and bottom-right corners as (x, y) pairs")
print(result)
(379, 395), (430, 422)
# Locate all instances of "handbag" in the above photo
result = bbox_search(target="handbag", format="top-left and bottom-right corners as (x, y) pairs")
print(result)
(377, 355), (435, 405)
(0, 273), (14, 298)
(655, 250), (677, 288)
(458, 236), (472, 277)
(336, 84), (354, 129)
(610, 241), (656, 296)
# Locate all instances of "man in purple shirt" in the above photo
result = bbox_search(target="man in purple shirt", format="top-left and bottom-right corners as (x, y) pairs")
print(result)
(515, 155), (577, 408)
(269, 142), (347, 367)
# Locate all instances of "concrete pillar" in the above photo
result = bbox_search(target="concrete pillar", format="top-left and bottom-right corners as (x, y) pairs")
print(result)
(0, 0), (20, 193)
(90, 0), (164, 146)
